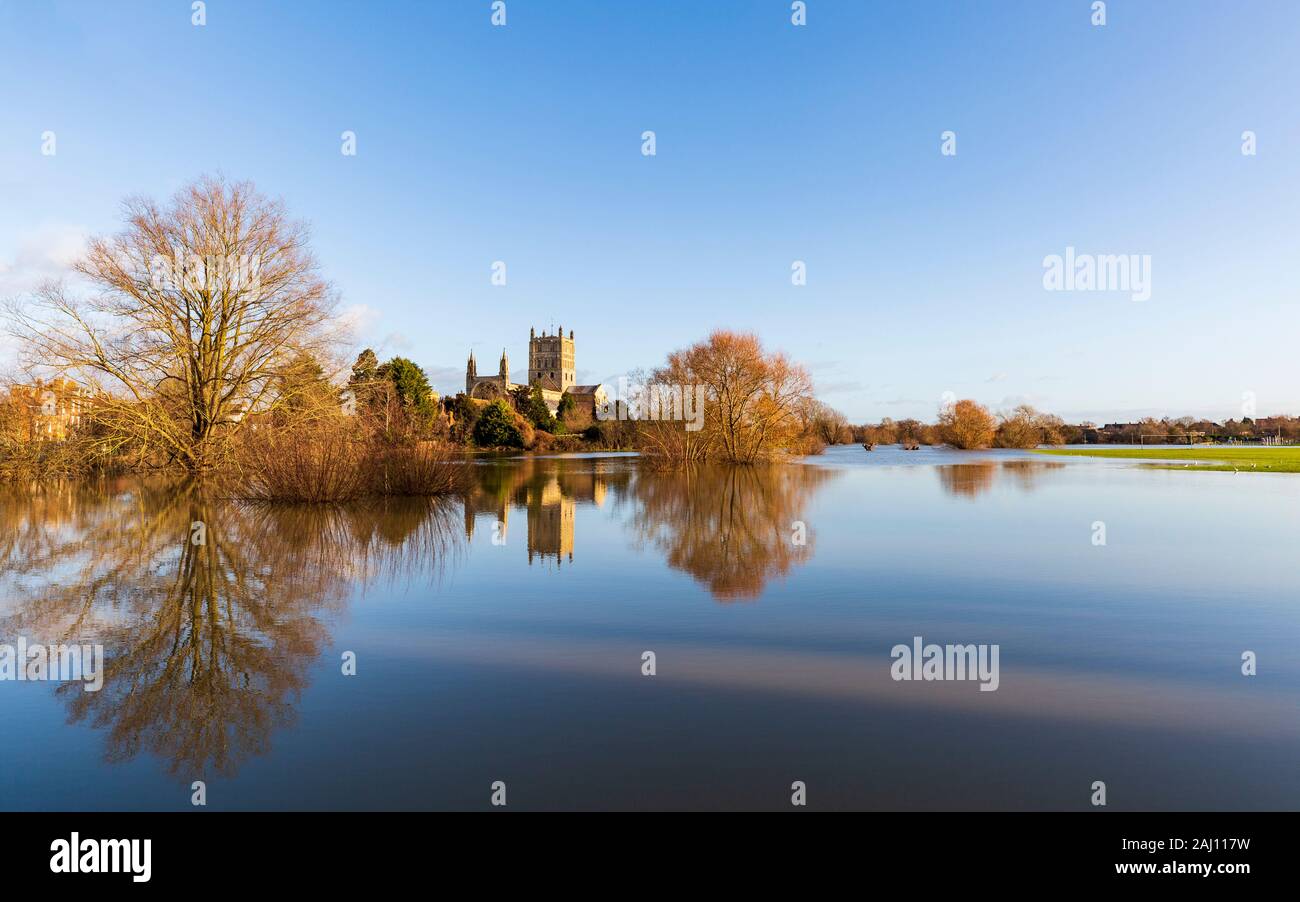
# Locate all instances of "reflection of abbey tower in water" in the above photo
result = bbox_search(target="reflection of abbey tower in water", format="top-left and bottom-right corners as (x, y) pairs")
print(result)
(527, 479), (575, 563)
(461, 461), (610, 565)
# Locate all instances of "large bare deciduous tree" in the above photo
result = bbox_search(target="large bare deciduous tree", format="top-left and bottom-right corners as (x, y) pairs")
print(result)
(645, 330), (814, 463)
(6, 175), (339, 473)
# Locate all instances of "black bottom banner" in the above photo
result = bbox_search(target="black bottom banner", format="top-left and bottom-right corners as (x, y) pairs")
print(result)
(2, 811), (1282, 889)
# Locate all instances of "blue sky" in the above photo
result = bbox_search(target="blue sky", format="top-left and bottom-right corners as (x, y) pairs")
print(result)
(1, 0), (1297, 422)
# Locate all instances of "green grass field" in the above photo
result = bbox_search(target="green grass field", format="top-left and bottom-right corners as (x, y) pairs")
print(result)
(1035, 446), (1300, 472)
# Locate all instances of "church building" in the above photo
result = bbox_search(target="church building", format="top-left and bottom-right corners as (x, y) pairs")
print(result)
(465, 327), (606, 415)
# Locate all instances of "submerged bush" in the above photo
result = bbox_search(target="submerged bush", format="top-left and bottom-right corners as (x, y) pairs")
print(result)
(994, 405), (1066, 448)
(367, 443), (466, 496)
(233, 417), (466, 502)
(234, 418), (369, 502)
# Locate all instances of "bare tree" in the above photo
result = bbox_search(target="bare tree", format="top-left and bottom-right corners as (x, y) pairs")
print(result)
(938, 399), (997, 450)
(803, 399), (849, 446)
(648, 330), (814, 463)
(993, 404), (1044, 449)
(6, 175), (339, 473)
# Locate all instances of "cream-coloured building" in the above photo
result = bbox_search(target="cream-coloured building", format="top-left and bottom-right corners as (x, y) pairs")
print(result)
(3, 377), (89, 442)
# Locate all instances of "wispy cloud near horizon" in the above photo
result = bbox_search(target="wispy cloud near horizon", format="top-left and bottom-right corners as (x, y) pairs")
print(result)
(0, 224), (87, 299)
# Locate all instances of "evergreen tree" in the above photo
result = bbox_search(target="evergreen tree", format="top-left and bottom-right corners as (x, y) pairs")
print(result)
(350, 348), (379, 384)
(376, 356), (437, 422)
(513, 381), (559, 433)
(473, 399), (523, 447)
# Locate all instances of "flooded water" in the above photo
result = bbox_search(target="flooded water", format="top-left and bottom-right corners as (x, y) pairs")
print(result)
(2, 446), (1297, 810)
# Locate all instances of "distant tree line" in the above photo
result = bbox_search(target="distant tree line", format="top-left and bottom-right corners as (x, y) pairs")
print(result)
(853, 402), (1067, 450)
(1076, 415), (1300, 444)
(850, 405), (1300, 450)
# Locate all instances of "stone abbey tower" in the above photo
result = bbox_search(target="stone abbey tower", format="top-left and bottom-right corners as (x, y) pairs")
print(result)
(527, 326), (575, 393)
(465, 326), (605, 415)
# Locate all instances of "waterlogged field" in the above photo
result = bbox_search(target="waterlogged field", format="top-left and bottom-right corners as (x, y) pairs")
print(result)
(1, 446), (1298, 810)
(1038, 446), (1300, 472)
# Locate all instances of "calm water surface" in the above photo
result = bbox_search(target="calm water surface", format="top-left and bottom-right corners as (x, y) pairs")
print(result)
(2, 445), (1297, 810)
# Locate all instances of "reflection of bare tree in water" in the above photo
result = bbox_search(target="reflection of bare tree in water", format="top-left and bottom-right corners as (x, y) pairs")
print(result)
(1000, 459), (1064, 491)
(936, 463), (998, 499)
(936, 460), (1067, 499)
(626, 464), (836, 601)
(0, 480), (459, 780)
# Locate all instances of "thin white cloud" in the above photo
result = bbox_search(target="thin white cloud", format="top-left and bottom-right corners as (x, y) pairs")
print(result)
(338, 303), (381, 341)
(0, 224), (88, 298)
(380, 330), (413, 353)
(817, 379), (865, 395)
(996, 394), (1046, 410)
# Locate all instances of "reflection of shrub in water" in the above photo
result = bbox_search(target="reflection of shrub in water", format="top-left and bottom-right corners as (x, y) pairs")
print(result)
(936, 463), (998, 499)
(627, 464), (836, 601)
(1000, 459), (1065, 492)
(243, 495), (462, 584)
(1, 480), (460, 779)
(936, 460), (1065, 498)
